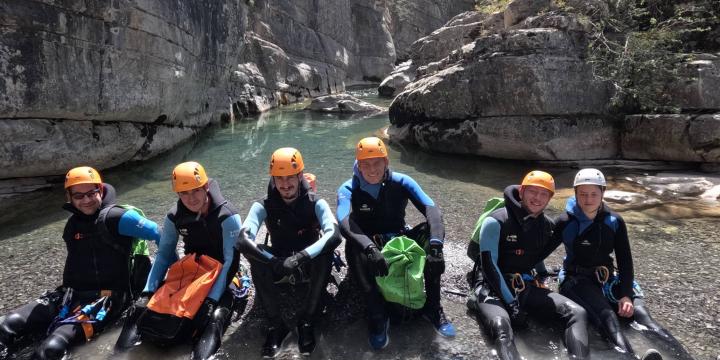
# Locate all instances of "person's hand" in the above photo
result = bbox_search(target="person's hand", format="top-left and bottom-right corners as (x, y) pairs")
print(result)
(426, 241), (445, 275)
(281, 251), (310, 275)
(194, 298), (218, 329)
(508, 300), (528, 329)
(134, 292), (152, 309)
(617, 296), (634, 318)
(365, 245), (389, 277)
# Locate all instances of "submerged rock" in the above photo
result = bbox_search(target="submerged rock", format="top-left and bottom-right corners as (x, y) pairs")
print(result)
(305, 94), (387, 115)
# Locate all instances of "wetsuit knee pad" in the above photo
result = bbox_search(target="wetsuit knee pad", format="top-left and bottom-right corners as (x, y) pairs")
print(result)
(489, 316), (514, 341)
(0, 313), (24, 336)
(34, 335), (69, 360)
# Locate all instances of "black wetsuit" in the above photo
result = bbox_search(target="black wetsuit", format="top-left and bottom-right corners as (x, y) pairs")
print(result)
(336, 167), (445, 322)
(471, 185), (589, 360)
(557, 197), (692, 359)
(236, 178), (341, 325)
(0, 184), (159, 360)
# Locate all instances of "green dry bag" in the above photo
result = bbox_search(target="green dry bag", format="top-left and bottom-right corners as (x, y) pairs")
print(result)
(375, 236), (426, 309)
(467, 197), (504, 261)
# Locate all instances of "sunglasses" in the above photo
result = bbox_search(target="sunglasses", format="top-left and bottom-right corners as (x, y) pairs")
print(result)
(70, 188), (101, 200)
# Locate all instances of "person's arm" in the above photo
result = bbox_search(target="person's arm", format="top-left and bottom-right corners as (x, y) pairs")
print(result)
(236, 202), (274, 261)
(613, 215), (634, 299)
(303, 199), (341, 257)
(207, 213), (242, 301)
(337, 181), (374, 249)
(398, 173), (444, 242)
(117, 209), (161, 243)
(143, 216), (179, 293)
(479, 217), (515, 304)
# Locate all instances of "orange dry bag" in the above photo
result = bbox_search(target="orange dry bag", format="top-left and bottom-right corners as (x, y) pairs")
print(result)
(147, 254), (222, 319)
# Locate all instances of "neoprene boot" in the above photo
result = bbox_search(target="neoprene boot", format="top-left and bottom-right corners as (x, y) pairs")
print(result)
(261, 323), (289, 358)
(641, 349), (663, 360)
(297, 320), (315, 356)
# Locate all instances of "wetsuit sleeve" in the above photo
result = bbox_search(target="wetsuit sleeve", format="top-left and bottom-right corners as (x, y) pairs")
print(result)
(207, 213), (242, 301)
(240, 202), (274, 260)
(304, 199), (339, 258)
(614, 216), (634, 298)
(117, 209), (161, 243)
(143, 216), (179, 293)
(478, 217), (515, 304)
(337, 181), (374, 250)
(398, 174), (444, 243)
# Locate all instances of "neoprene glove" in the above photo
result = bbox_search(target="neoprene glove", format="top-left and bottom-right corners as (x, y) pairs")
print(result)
(426, 241), (445, 275)
(508, 300), (528, 329)
(194, 298), (218, 330)
(281, 251), (310, 275)
(365, 244), (389, 277)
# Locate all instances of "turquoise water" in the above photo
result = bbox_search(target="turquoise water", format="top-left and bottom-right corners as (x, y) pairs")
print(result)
(0, 89), (714, 359)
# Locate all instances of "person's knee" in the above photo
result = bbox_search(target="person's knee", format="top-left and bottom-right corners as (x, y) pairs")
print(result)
(0, 312), (24, 336)
(34, 334), (69, 360)
(489, 316), (514, 341)
(560, 301), (588, 324)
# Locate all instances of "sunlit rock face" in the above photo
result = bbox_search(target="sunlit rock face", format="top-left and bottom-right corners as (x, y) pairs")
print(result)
(0, 0), (473, 185)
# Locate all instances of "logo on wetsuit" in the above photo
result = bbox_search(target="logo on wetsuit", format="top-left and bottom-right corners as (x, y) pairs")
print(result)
(505, 234), (518, 243)
(178, 228), (189, 236)
(580, 239), (591, 246)
(359, 204), (372, 212)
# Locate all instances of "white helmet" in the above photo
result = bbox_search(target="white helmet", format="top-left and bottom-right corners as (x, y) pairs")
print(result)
(573, 168), (606, 188)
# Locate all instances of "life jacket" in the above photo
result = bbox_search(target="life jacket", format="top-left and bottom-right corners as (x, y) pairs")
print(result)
(62, 183), (133, 292)
(263, 176), (320, 256)
(349, 169), (409, 237)
(167, 179), (239, 287)
(490, 185), (554, 275)
(96, 204), (153, 300)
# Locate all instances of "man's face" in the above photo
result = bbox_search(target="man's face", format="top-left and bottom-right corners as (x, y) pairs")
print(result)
(358, 157), (388, 185)
(68, 183), (103, 215)
(274, 174), (300, 202)
(178, 185), (208, 213)
(520, 185), (553, 216)
(575, 184), (603, 216)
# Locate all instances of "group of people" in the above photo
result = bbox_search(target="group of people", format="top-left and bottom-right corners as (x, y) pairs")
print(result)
(0, 136), (689, 360)
(466, 169), (690, 360)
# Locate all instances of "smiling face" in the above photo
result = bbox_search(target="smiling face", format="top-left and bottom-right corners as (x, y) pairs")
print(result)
(575, 184), (604, 219)
(358, 157), (388, 185)
(519, 185), (553, 217)
(178, 185), (209, 213)
(273, 174), (300, 203)
(68, 183), (103, 215)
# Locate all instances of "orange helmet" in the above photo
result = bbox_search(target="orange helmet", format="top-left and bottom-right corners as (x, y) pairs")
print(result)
(356, 137), (388, 160)
(521, 170), (555, 194)
(269, 147), (304, 176)
(64, 166), (102, 189)
(172, 161), (208, 192)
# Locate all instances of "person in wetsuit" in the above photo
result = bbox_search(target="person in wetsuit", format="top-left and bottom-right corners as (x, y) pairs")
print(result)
(115, 161), (242, 360)
(337, 137), (455, 350)
(557, 168), (691, 360)
(467, 170), (590, 360)
(0, 166), (160, 360)
(236, 147), (341, 358)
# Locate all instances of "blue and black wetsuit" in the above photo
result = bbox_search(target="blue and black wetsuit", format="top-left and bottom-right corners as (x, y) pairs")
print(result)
(337, 163), (444, 319)
(0, 183), (160, 360)
(237, 176), (341, 325)
(558, 197), (691, 359)
(142, 179), (242, 359)
(471, 185), (588, 360)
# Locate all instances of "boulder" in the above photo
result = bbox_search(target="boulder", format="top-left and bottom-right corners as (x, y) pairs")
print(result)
(305, 94), (386, 114)
(388, 116), (618, 160)
(504, 0), (551, 28)
(622, 114), (720, 163)
(378, 61), (414, 97)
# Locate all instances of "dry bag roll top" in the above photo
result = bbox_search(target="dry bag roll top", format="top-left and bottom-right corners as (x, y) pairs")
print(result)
(375, 236), (427, 309)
